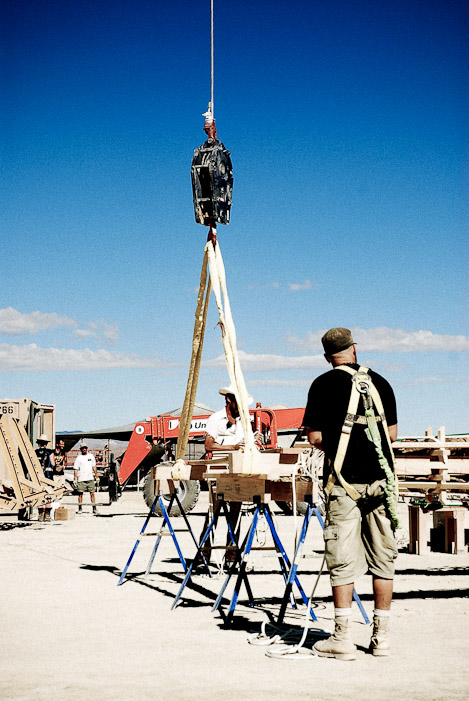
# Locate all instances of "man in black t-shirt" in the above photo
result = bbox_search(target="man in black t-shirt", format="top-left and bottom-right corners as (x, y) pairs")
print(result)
(303, 328), (398, 660)
(52, 439), (67, 485)
(35, 434), (55, 522)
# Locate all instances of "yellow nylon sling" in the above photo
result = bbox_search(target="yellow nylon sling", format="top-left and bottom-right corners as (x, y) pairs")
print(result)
(172, 238), (258, 479)
(324, 365), (398, 502)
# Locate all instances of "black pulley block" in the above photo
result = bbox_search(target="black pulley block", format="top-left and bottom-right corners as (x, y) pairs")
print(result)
(191, 138), (233, 226)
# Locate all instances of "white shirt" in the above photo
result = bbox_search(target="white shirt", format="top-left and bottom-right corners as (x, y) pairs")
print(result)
(205, 408), (244, 446)
(74, 453), (96, 481)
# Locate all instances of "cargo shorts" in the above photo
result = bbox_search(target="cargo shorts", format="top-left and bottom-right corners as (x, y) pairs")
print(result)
(77, 479), (96, 493)
(323, 479), (398, 586)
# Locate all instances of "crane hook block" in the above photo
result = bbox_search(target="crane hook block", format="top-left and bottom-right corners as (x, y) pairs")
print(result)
(191, 138), (233, 226)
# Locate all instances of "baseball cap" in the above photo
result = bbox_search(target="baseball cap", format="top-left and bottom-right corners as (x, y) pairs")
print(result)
(321, 327), (355, 355)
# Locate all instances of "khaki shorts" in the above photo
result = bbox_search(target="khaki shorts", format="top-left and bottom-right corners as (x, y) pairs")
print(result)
(77, 479), (96, 493)
(323, 480), (398, 586)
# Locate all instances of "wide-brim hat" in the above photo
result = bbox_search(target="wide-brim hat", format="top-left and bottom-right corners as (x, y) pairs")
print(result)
(38, 433), (49, 442)
(219, 384), (253, 406)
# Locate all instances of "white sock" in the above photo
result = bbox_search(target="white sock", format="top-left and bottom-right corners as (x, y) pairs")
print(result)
(335, 608), (353, 618)
(374, 608), (391, 617)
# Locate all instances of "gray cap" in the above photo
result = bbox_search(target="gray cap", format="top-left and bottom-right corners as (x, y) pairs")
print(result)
(80, 443), (88, 449)
(321, 327), (355, 355)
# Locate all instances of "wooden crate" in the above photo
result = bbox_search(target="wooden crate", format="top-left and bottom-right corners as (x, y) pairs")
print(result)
(54, 507), (74, 521)
(215, 474), (269, 502)
(269, 479), (313, 502)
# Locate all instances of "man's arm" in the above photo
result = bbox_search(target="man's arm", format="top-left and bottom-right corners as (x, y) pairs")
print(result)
(73, 455), (79, 481)
(388, 423), (398, 442)
(306, 429), (323, 451)
(205, 434), (243, 453)
(90, 454), (98, 480)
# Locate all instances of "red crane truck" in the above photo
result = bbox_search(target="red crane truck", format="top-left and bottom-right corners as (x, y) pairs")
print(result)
(117, 405), (306, 515)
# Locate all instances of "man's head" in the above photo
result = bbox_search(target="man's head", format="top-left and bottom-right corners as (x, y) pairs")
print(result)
(80, 443), (88, 454)
(221, 390), (239, 418)
(58, 439), (65, 450)
(218, 384), (253, 413)
(321, 327), (356, 365)
(37, 433), (49, 447)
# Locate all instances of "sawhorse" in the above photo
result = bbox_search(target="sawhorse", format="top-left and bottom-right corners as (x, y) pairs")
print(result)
(173, 496), (317, 626)
(277, 497), (370, 625)
(118, 489), (207, 586)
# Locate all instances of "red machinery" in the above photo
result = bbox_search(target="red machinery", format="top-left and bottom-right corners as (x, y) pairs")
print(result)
(118, 405), (305, 485)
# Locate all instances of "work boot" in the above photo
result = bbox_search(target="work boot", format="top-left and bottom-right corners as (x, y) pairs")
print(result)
(76, 505), (83, 514)
(44, 512), (52, 522)
(313, 616), (357, 661)
(92, 505), (98, 515)
(369, 615), (390, 656)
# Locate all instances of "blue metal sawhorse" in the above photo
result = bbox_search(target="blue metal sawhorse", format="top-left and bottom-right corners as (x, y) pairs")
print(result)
(212, 499), (319, 626)
(172, 496), (243, 608)
(276, 496), (370, 625)
(173, 495), (318, 626)
(118, 489), (208, 586)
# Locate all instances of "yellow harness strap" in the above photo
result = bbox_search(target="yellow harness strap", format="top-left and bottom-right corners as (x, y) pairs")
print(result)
(324, 366), (368, 499)
(324, 365), (398, 500)
(366, 380), (399, 501)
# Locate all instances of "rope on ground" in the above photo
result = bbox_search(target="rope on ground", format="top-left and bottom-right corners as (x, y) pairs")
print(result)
(247, 553), (329, 659)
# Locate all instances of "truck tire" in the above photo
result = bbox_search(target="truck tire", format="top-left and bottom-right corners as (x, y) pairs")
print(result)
(143, 468), (200, 517)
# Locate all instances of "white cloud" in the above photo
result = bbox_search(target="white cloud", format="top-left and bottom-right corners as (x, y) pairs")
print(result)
(248, 378), (312, 387)
(73, 329), (94, 339)
(0, 307), (77, 335)
(73, 320), (119, 346)
(288, 279), (312, 291)
(409, 376), (468, 386)
(287, 327), (469, 353)
(204, 350), (326, 372)
(0, 343), (172, 372)
(0, 308), (120, 346)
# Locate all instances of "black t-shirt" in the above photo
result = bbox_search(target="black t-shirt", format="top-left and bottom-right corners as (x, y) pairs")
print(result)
(53, 448), (66, 475)
(303, 363), (397, 485)
(36, 447), (53, 478)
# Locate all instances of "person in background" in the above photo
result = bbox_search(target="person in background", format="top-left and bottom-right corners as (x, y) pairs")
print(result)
(204, 385), (247, 456)
(35, 434), (55, 522)
(52, 438), (66, 486)
(202, 385), (257, 569)
(74, 443), (99, 515)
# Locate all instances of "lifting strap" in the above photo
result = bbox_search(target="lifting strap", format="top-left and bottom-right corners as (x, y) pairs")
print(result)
(324, 365), (400, 530)
(175, 247), (211, 467)
(172, 237), (258, 479)
(205, 239), (258, 474)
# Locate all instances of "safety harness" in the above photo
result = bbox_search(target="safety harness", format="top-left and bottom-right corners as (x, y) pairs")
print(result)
(324, 365), (401, 530)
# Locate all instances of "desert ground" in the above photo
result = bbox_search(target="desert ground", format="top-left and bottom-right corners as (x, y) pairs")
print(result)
(1, 489), (468, 701)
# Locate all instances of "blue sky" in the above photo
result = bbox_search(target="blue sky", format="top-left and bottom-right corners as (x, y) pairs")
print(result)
(2, 0), (467, 434)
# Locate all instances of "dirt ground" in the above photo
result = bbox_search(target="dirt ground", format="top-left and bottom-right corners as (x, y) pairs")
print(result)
(1, 490), (468, 701)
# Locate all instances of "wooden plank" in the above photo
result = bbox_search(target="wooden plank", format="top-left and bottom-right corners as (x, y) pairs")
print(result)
(269, 480), (312, 502)
(399, 481), (469, 491)
(215, 474), (269, 502)
(278, 453), (300, 465)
